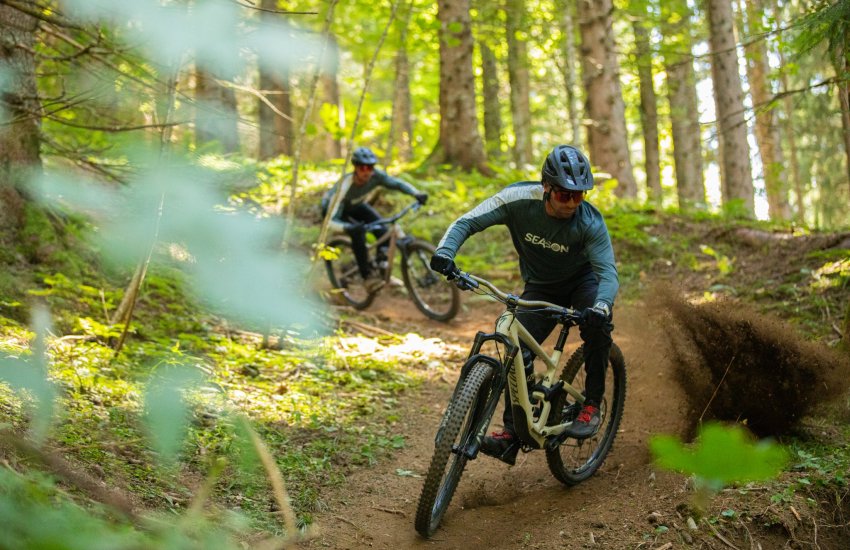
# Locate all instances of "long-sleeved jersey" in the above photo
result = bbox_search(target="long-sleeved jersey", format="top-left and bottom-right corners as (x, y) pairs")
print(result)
(435, 181), (619, 308)
(321, 169), (419, 231)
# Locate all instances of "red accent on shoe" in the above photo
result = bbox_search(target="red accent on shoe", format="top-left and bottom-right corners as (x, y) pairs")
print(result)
(576, 405), (599, 423)
(490, 431), (514, 440)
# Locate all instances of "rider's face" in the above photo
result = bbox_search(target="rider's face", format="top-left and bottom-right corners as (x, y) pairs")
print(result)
(353, 163), (375, 185)
(543, 183), (583, 219)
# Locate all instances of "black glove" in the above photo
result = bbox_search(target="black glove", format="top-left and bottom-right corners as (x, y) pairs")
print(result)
(429, 254), (456, 277)
(414, 192), (428, 206)
(343, 221), (365, 236)
(581, 302), (611, 328)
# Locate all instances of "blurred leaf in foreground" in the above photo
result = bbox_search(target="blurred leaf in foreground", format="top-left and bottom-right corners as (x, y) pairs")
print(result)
(650, 422), (789, 492)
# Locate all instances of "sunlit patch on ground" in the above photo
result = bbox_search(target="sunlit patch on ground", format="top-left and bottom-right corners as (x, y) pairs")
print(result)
(335, 332), (463, 367)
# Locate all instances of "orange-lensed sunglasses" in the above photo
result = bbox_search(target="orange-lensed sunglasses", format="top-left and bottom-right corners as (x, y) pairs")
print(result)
(550, 188), (585, 203)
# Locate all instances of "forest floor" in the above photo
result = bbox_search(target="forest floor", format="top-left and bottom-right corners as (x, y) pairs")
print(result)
(293, 226), (850, 550)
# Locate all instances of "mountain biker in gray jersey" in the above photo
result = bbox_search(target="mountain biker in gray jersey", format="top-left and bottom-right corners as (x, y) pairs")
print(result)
(322, 146), (428, 291)
(430, 144), (618, 465)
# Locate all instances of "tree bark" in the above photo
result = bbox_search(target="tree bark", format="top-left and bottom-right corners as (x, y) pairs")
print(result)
(505, 0), (533, 167)
(632, 18), (662, 206)
(386, 0), (414, 166)
(320, 33), (343, 160)
(257, 0), (294, 160)
(557, 0), (582, 147)
(480, 42), (504, 157)
(768, 0), (803, 221)
(0, 1), (41, 246)
(739, 0), (790, 221)
(661, 0), (705, 210)
(430, 0), (489, 173)
(706, 0), (755, 215)
(194, 67), (240, 154)
(578, 0), (637, 197)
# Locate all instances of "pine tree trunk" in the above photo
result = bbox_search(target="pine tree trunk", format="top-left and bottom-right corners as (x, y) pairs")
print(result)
(257, 0), (293, 160)
(505, 0), (533, 167)
(578, 0), (637, 197)
(320, 33), (342, 159)
(770, 0), (804, 222)
(707, 0), (754, 215)
(480, 42), (504, 157)
(431, 0), (489, 173)
(661, 0), (705, 210)
(194, 68), (240, 154)
(386, 1), (414, 166)
(740, 0), (790, 221)
(633, 18), (662, 206)
(557, 0), (582, 147)
(0, 2), (41, 246)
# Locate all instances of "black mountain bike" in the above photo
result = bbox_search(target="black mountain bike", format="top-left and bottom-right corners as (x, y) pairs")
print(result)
(414, 268), (627, 537)
(323, 202), (460, 322)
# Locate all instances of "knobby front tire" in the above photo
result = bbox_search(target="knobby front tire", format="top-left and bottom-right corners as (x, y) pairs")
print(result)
(545, 343), (626, 486)
(415, 362), (493, 538)
(324, 237), (375, 310)
(400, 239), (460, 322)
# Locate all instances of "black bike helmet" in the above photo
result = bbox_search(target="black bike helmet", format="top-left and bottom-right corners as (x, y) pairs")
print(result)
(351, 146), (378, 165)
(541, 145), (594, 191)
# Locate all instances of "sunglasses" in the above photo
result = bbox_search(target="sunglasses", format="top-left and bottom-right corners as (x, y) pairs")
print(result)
(354, 163), (375, 171)
(550, 188), (585, 204)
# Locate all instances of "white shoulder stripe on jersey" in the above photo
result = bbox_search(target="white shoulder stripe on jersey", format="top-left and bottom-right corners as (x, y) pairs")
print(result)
(437, 184), (541, 249)
(462, 183), (542, 220)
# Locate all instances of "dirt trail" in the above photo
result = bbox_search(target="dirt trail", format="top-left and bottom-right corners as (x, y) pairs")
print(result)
(296, 291), (703, 549)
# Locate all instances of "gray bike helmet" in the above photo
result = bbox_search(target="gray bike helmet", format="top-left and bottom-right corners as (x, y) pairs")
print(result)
(541, 145), (594, 191)
(351, 146), (378, 165)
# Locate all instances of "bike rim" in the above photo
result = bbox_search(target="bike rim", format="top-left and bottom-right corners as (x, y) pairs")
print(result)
(406, 249), (456, 316)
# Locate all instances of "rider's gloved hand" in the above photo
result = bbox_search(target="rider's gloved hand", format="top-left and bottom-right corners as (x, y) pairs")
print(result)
(429, 253), (456, 278)
(415, 192), (428, 206)
(581, 302), (611, 328)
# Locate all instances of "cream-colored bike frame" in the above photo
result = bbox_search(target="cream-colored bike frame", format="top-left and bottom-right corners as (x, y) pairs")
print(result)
(475, 275), (586, 448)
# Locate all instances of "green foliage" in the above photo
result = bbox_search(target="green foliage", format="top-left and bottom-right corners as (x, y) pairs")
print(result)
(651, 423), (789, 492)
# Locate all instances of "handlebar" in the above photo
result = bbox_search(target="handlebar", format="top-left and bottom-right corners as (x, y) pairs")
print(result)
(446, 267), (582, 322)
(363, 201), (421, 232)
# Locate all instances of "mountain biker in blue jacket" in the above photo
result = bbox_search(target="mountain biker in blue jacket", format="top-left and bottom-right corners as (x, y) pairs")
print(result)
(429, 144), (618, 465)
(322, 146), (428, 292)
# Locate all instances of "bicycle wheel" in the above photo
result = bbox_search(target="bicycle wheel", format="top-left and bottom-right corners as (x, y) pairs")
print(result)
(545, 343), (626, 485)
(323, 237), (375, 310)
(400, 240), (460, 322)
(415, 362), (493, 538)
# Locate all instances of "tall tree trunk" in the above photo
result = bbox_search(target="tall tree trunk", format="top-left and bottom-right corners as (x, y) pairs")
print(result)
(707, 0), (754, 215)
(739, 0), (790, 221)
(661, 0), (705, 210)
(505, 0), (533, 167)
(0, 2), (41, 246)
(771, 6), (804, 222)
(258, 0), (294, 160)
(578, 0), (637, 197)
(835, 45), (850, 193)
(480, 41), (504, 157)
(194, 68), (240, 154)
(320, 33), (343, 159)
(667, 59), (706, 209)
(633, 18), (662, 206)
(430, 0), (489, 173)
(386, 0), (414, 166)
(557, 0), (582, 147)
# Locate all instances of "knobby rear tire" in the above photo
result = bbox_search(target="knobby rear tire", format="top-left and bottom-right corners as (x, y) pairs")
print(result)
(400, 239), (460, 322)
(415, 362), (493, 538)
(545, 343), (626, 486)
(324, 237), (375, 310)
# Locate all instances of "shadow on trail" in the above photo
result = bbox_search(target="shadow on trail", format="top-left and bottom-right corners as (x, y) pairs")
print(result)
(650, 285), (850, 438)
